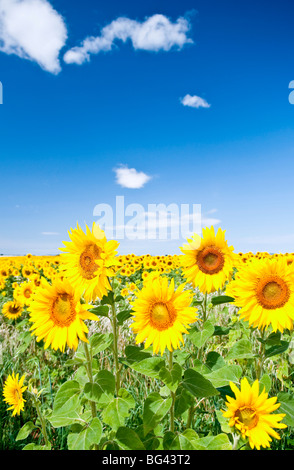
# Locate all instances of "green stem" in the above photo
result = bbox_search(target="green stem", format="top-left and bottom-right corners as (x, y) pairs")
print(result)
(168, 350), (175, 433)
(202, 292), (208, 323)
(111, 301), (120, 395)
(83, 342), (97, 419)
(186, 405), (195, 429)
(256, 329), (266, 380)
(32, 394), (50, 447)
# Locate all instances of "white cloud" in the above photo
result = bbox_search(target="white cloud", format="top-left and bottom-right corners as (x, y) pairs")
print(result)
(64, 14), (192, 65)
(114, 165), (152, 189)
(0, 0), (67, 74)
(41, 231), (60, 235)
(181, 94), (210, 109)
(201, 217), (221, 227)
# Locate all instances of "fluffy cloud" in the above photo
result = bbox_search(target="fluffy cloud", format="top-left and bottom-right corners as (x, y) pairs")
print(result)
(64, 14), (192, 65)
(181, 94), (210, 109)
(0, 0), (67, 74)
(114, 165), (152, 189)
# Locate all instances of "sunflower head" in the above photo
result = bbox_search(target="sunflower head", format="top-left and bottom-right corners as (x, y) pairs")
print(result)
(17, 281), (35, 306)
(3, 372), (27, 416)
(222, 377), (287, 450)
(2, 299), (23, 320)
(226, 257), (294, 333)
(130, 275), (198, 355)
(60, 222), (119, 301)
(180, 226), (237, 294)
(28, 277), (99, 352)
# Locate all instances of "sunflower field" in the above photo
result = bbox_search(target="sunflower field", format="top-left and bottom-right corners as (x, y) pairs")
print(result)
(1, 224), (294, 451)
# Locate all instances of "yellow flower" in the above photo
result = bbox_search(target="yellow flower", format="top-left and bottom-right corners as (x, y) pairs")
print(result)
(17, 281), (35, 306)
(28, 278), (99, 352)
(222, 377), (287, 450)
(226, 257), (294, 332)
(121, 288), (129, 297)
(60, 222), (119, 301)
(130, 276), (198, 355)
(3, 372), (27, 416)
(2, 299), (23, 320)
(180, 226), (237, 294)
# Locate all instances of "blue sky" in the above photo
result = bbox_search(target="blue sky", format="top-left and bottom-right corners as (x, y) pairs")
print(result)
(0, 0), (294, 256)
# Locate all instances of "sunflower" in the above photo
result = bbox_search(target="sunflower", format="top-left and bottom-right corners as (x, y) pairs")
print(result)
(226, 257), (294, 332)
(2, 299), (23, 320)
(17, 281), (35, 306)
(3, 372), (27, 416)
(130, 276), (198, 355)
(60, 223), (119, 301)
(28, 278), (99, 352)
(180, 226), (237, 294)
(121, 288), (129, 297)
(222, 377), (287, 450)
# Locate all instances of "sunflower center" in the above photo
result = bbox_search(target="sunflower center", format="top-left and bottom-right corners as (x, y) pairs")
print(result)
(51, 293), (77, 327)
(8, 304), (21, 315)
(14, 388), (21, 401)
(150, 302), (176, 331)
(196, 246), (225, 275)
(23, 288), (32, 298)
(79, 244), (101, 280)
(235, 407), (258, 430)
(256, 276), (290, 309)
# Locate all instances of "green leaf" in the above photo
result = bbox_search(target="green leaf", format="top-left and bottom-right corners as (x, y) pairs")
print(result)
(211, 295), (235, 305)
(163, 429), (199, 450)
(116, 427), (145, 450)
(117, 309), (134, 325)
(49, 380), (83, 428)
(158, 363), (182, 392)
(226, 339), (254, 360)
(277, 392), (294, 427)
(124, 345), (151, 363)
(89, 305), (109, 317)
(90, 332), (113, 355)
(84, 370), (115, 406)
(188, 321), (214, 349)
(205, 351), (226, 371)
(16, 421), (37, 441)
(192, 433), (232, 450)
(101, 291), (114, 306)
(52, 380), (81, 414)
(265, 340), (290, 358)
(182, 369), (219, 398)
(121, 356), (165, 379)
(174, 385), (195, 418)
(215, 410), (232, 434)
(213, 325), (231, 336)
(143, 392), (172, 436)
(102, 389), (135, 431)
(259, 374), (271, 393)
(22, 443), (51, 450)
(204, 364), (242, 389)
(67, 417), (103, 450)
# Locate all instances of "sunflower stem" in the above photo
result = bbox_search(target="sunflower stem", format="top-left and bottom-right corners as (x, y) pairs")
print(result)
(256, 330), (266, 380)
(111, 301), (120, 395)
(83, 341), (97, 420)
(232, 432), (240, 450)
(202, 292), (208, 323)
(31, 393), (50, 448)
(168, 350), (175, 433)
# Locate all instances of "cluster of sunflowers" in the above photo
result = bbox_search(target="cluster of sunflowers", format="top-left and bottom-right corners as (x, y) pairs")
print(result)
(1, 223), (294, 450)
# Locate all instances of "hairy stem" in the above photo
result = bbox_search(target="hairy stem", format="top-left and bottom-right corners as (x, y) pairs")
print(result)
(168, 350), (175, 433)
